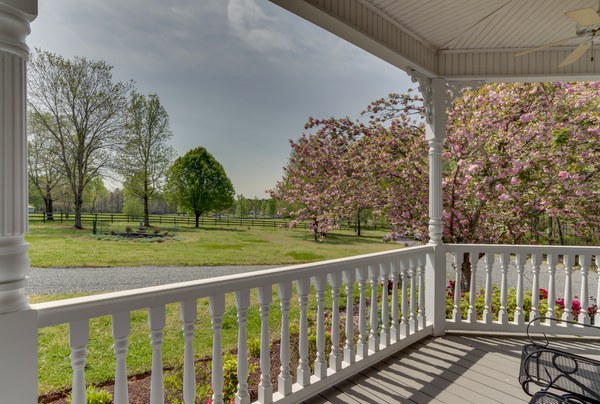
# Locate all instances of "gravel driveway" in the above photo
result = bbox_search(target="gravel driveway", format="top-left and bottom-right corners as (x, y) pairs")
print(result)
(27, 266), (276, 294)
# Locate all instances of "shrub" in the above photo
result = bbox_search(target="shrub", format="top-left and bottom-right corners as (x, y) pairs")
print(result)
(248, 338), (261, 358)
(67, 386), (112, 404)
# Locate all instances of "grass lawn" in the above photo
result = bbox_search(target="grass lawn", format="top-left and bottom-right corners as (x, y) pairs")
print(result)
(26, 221), (408, 267)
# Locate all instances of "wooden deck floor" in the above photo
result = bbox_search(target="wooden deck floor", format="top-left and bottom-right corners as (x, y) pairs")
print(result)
(304, 334), (600, 404)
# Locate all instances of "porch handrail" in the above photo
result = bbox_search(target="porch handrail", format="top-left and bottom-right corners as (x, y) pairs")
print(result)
(33, 244), (435, 404)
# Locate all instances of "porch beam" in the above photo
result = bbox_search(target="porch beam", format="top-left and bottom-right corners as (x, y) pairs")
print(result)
(0, 1), (38, 403)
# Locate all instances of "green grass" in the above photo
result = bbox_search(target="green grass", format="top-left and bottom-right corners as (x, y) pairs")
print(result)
(26, 222), (405, 267)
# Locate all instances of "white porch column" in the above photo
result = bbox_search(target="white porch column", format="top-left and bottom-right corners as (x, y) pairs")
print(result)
(410, 74), (447, 336)
(0, 1), (38, 403)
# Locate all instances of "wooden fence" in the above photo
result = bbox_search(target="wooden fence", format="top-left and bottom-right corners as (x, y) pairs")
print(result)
(28, 212), (388, 231)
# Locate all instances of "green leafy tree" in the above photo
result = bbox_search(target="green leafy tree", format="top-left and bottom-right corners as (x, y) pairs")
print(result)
(165, 147), (235, 227)
(236, 195), (250, 218)
(116, 92), (176, 226)
(28, 50), (131, 229)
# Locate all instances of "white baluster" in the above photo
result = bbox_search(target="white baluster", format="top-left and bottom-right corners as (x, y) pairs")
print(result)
(296, 278), (310, 387)
(400, 258), (410, 337)
(313, 274), (327, 379)
(234, 289), (251, 404)
(380, 262), (391, 347)
(277, 282), (293, 396)
(69, 319), (89, 404)
(595, 255), (600, 325)
(390, 260), (400, 342)
(483, 253), (494, 324)
(417, 255), (426, 329)
(342, 269), (356, 364)
(209, 295), (225, 404)
(466, 252), (478, 323)
(515, 253), (525, 325)
(257, 286), (273, 403)
(547, 253), (557, 325)
(180, 300), (196, 404)
(563, 254), (573, 323)
(112, 312), (130, 404)
(530, 253), (541, 321)
(328, 272), (342, 371)
(409, 257), (418, 331)
(368, 265), (380, 352)
(498, 253), (510, 324)
(579, 255), (590, 325)
(149, 306), (166, 404)
(451, 253), (463, 322)
(356, 267), (368, 358)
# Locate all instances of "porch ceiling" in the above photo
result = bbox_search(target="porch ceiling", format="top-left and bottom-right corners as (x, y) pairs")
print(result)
(270, 0), (600, 82)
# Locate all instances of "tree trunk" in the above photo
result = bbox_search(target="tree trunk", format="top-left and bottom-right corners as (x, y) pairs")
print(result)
(356, 210), (362, 236)
(556, 217), (565, 246)
(547, 216), (554, 244)
(143, 194), (150, 227)
(44, 184), (54, 221)
(74, 192), (83, 229)
(195, 212), (200, 228)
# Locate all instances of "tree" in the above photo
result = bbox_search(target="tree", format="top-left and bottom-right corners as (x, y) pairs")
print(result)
(236, 195), (250, 218)
(28, 50), (131, 229)
(275, 84), (600, 285)
(165, 147), (235, 227)
(83, 177), (109, 213)
(27, 112), (64, 220)
(116, 92), (176, 226)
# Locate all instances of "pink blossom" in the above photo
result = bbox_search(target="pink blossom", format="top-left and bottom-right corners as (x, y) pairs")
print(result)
(558, 171), (569, 180)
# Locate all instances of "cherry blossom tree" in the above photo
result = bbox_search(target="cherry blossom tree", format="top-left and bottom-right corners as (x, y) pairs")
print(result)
(274, 84), (599, 253)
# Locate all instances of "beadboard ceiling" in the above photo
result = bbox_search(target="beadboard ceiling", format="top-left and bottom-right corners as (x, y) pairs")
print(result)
(271, 0), (600, 82)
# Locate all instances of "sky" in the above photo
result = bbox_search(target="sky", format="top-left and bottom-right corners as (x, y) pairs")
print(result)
(28, 0), (413, 198)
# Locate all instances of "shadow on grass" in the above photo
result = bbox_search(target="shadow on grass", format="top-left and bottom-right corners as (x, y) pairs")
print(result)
(293, 232), (389, 245)
(180, 226), (247, 233)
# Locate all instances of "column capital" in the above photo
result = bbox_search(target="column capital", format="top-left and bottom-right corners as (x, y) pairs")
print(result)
(0, 1), (37, 58)
(408, 70), (484, 127)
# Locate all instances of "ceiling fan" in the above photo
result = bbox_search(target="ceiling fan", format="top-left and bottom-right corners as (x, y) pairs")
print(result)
(514, 7), (600, 67)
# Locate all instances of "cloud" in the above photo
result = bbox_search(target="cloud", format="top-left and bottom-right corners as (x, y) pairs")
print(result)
(227, 0), (292, 52)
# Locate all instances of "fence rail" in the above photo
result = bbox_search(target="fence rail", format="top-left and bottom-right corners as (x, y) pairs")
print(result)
(28, 213), (389, 231)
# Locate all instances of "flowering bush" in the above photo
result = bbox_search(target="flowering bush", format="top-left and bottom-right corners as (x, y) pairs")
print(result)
(445, 281), (597, 324)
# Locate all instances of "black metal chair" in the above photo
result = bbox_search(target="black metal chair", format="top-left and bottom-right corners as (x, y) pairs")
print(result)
(519, 318), (600, 404)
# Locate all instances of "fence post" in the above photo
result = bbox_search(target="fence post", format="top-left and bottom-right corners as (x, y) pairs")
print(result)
(61, 212), (63, 222)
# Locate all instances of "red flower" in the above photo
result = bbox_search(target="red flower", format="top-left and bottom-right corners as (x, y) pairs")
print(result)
(539, 288), (548, 300)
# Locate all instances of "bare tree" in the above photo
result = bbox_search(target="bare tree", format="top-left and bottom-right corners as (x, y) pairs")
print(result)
(28, 50), (131, 229)
(116, 92), (176, 226)
(27, 112), (63, 220)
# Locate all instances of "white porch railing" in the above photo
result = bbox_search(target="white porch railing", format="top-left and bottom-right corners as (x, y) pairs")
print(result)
(446, 244), (600, 336)
(33, 245), (435, 404)
(31, 243), (600, 403)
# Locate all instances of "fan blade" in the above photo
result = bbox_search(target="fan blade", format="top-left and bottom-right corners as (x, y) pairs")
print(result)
(558, 41), (592, 67)
(565, 8), (600, 26)
(514, 36), (580, 57)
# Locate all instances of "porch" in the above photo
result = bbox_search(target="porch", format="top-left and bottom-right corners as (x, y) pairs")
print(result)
(2, 1), (600, 403)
